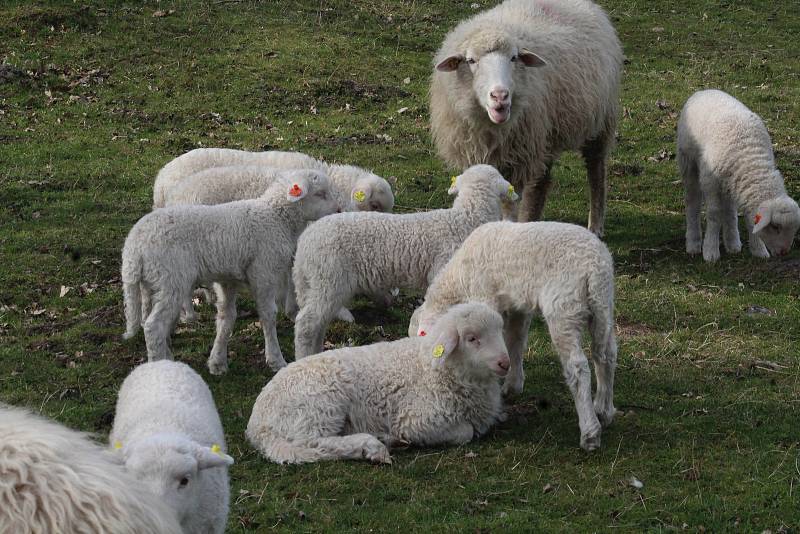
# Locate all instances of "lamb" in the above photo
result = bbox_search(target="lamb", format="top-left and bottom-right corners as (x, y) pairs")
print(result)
(430, 0), (622, 235)
(153, 148), (395, 213)
(122, 170), (339, 374)
(110, 360), (234, 534)
(677, 89), (800, 262)
(409, 221), (617, 451)
(246, 302), (510, 464)
(0, 404), (183, 534)
(292, 164), (518, 359)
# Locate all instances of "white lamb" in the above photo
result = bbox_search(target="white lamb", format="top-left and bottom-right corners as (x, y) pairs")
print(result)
(153, 148), (395, 213)
(409, 221), (617, 451)
(677, 89), (800, 262)
(292, 164), (518, 359)
(246, 302), (510, 464)
(122, 170), (339, 374)
(430, 0), (622, 235)
(0, 405), (183, 534)
(110, 360), (234, 534)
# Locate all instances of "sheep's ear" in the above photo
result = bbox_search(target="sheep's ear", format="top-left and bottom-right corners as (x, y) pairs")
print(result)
(518, 48), (546, 67)
(352, 184), (371, 205)
(286, 178), (309, 202)
(195, 444), (234, 470)
(447, 175), (460, 195)
(753, 211), (771, 233)
(429, 327), (459, 368)
(496, 177), (519, 202)
(436, 54), (464, 72)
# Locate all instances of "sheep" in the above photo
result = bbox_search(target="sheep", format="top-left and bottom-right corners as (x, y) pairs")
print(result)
(0, 404), (183, 534)
(677, 89), (800, 262)
(292, 164), (519, 359)
(109, 361), (233, 534)
(408, 221), (617, 451)
(430, 0), (622, 235)
(153, 148), (395, 213)
(246, 302), (510, 464)
(122, 170), (340, 374)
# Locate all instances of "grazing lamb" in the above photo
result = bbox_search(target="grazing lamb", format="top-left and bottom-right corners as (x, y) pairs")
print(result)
(247, 302), (510, 464)
(293, 164), (518, 358)
(677, 89), (800, 262)
(430, 0), (622, 235)
(409, 221), (617, 451)
(153, 148), (395, 213)
(122, 170), (339, 374)
(110, 361), (233, 534)
(0, 405), (183, 534)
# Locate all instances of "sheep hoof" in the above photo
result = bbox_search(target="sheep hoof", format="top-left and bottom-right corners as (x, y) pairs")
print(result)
(580, 431), (602, 452)
(595, 405), (617, 428)
(702, 247), (720, 262)
(208, 358), (228, 376)
(266, 357), (288, 372)
(362, 440), (392, 464)
(686, 240), (702, 255)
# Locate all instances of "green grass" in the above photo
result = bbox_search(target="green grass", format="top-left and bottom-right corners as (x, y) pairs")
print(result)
(1, 0), (799, 531)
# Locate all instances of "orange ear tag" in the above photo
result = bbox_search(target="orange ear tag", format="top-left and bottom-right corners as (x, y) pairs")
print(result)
(289, 184), (303, 197)
(754, 213), (762, 224)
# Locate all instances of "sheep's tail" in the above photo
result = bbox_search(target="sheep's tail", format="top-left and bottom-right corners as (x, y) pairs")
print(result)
(247, 427), (391, 465)
(587, 250), (616, 363)
(121, 249), (143, 340)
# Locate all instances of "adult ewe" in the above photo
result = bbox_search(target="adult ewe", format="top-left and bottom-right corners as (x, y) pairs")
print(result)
(247, 302), (509, 464)
(677, 89), (800, 261)
(430, 0), (622, 235)
(0, 405), (182, 534)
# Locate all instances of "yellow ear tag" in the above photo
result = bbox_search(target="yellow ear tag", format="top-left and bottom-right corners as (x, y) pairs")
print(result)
(113, 441), (123, 450)
(507, 184), (515, 200)
(432, 344), (445, 358)
(450, 176), (457, 189)
(211, 444), (222, 455)
(353, 190), (366, 202)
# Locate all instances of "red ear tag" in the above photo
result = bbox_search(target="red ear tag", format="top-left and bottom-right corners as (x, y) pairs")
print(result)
(419, 330), (426, 337)
(289, 184), (303, 197)
(754, 213), (762, 224)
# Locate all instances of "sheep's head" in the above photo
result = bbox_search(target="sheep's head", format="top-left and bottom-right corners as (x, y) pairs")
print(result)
(351, 172), (396, 213)
(282, 169), (341, 220)
(118, 433), (233, 526)
(448, 164), (519, 203)
(753, 196), (800, 256)
(436, 34), (546, 125)
(419, 302), (510, 378)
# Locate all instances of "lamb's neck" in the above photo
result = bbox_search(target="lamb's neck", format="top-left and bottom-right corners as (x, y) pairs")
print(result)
(261, 195), (306, 237)
(736, 169), (788, 213)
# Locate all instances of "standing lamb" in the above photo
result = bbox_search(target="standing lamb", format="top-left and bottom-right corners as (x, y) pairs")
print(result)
(110, 361), (234, 534)
(677, 89), (800, 262)
(430, 0), (622, 235)
(0, 405), (183, 534)
(292, 164), (518, 359)
(122, 170), (339, 374)
(153, 148), (395, 213)
(247, 302), (510, 464)
(409, 221), (617, 451)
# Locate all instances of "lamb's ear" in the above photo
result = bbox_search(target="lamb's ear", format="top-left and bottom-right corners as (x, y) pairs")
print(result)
(195, 444), (234, 470)
(436, 54), (464, 72)
(447, 175), (460, 195)
(429, 326), (459, 368)
(286, 178), (309, 202)
(496, 177), (519, 202)
(518, 48), (547, 67)
(352, 184), (371, 205)
(753, 210), (771, 233)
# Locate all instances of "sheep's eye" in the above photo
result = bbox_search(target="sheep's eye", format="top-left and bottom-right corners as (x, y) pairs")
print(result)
(510, 55), (518, 62)
(179, 476), (190, 488)
(466, 57), (476, 65)
(466, 334), (479, 345)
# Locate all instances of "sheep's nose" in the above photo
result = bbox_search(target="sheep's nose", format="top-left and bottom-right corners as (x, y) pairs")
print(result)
(497, 355), (510, 371)
(490, 88), (509, 103)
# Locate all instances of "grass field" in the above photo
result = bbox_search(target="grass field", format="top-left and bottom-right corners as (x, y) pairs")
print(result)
(1, 0), (799, 531)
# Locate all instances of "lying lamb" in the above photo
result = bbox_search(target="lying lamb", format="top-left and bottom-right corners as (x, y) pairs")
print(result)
(409, 221), (617, 451)
(110, 360), (233, 533)
(430, 0), (622, 234)
(677, 89), (800, 261)
(122, 170), (339, 374)
(247, 302), (510, 464)
(154, 148), (395, 213)
(293, 164), (518, 359)
(0, 404), (182, 534)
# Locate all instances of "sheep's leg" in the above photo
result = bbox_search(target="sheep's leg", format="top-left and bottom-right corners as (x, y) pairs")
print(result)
(517, 163), (552, 223)
(681, 158), (703, 255)
(179, 295), (198, 324)
(701, 184), (723, 262)
(582, 134), (611, 237)
(545, 314), (602, 451)
(282, 272), (299, 320)
(745, 208), (769, 258)
(501, 311), (532, 397)
(139, 284), (152, 327)
(589, 318), (617, 428)
(208, 283), (237, 375)
(720, 192), (741, 254)
(251, 283), (286, 371)
(294, 303), (332, 359)
(142, 291), (182, 361)
(302, 434), (392, 464)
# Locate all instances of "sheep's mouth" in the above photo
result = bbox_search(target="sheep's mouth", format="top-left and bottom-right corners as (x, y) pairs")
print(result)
(487, 104), (510, 124)
(493, 360), (510, 377)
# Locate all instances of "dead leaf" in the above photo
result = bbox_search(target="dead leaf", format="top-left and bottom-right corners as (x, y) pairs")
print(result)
(152, 9), (175, 17)
(59, 285), (72, 298)
(628, 476), (644, 490)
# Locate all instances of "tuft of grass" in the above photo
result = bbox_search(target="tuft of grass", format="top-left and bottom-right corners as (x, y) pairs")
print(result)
(1, 0), (798, 531)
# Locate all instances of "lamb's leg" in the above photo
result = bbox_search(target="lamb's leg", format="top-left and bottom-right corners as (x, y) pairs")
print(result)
(142, 291), (182, 361)
(721, 192), (742, 254)
(282, 272), (299, 320)
(502, 311), (532, 397)
(681, 157), (703, 255)
(294, 303), (334, 359)
(745, 209), (770, 258)
(140, 284), (152, 327)
(544, 313), (602, 451)
(517, 162), (552, 223)
(582, 134), (611, 237)
(179, 296), (198, 324)
(701, 184), (723, 262)
(250, 282), (286, 371)
(301, 434), (392, 464)
(208, 283), (237, 375)
(589, 318), (617, 428)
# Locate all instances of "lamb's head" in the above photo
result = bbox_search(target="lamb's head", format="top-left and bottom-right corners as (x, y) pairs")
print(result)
(349, 170), (396, 213)
(420, 302), (510, 379)
(448, 164), (519, 205)
(279, 169), (341, 221)
(753, 196), (800, 256)
(118, 433), (233, 526)
(436, 30), (546, 125)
